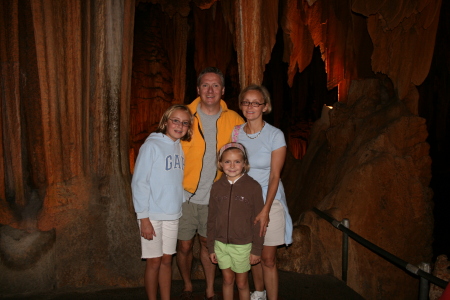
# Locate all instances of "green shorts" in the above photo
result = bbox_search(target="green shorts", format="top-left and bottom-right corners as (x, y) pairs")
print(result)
(214, 241), (251, 273)
(177, 202), (209, 240)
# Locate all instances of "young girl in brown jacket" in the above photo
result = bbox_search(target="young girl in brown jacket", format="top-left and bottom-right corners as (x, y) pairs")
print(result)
(207, 142), (265, 300)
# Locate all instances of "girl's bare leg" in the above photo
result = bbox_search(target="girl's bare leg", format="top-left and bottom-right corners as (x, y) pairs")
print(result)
(235, 272), (250, 300)
(221, 268), (236, 300)
(158, 254), (173, 300)
(145, 257), (162, 300)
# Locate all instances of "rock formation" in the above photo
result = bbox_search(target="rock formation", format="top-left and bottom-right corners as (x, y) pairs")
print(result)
(0, 0), (143, 295)
(279, 77), (434, 299)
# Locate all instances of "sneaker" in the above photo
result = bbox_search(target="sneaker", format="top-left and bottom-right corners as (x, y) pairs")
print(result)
(250, 290), (267, 300)
(203, 294), (219, 300)
(180, 291), (194, 300)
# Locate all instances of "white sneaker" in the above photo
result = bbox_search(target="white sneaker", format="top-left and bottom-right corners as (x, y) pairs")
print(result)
(250, 290), (267, 300)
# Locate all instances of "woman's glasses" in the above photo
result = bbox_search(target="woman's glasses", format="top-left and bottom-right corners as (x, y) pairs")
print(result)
(169, 119), (190, 127)
(240, 101), (266, 107)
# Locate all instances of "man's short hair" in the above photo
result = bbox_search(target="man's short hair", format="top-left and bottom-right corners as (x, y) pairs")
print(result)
(197, 67), (225, 87)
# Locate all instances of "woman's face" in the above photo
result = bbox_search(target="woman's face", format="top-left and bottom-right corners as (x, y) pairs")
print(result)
(240, 90), (268, 122)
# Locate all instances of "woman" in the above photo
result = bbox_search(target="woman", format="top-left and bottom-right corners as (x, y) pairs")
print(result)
(232, 84), (293, 300)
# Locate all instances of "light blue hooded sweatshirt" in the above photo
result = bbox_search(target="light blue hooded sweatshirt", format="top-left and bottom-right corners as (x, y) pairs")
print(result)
(132, 132), (185, 220)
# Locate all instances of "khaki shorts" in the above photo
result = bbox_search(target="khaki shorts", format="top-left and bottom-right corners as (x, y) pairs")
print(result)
(215, 241), (252, 273)
(177, 202), (209, 240)
(264, 200), (286, 246)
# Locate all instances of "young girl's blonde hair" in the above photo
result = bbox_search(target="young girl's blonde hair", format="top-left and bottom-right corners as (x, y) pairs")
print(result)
(156, 104), (193, 141)
(217, 142), (250, 174)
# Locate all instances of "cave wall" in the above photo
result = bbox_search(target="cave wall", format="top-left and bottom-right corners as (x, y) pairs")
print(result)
(0, 0), (443, 299)
(279, 77), (434, 299)
(0, 0), (142, 295)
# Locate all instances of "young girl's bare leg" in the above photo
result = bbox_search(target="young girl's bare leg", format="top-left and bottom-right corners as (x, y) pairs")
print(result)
(158, 254), (173, 300)
(236, 272), (250, 300)
(221, 268), (236, 300)
(145, 256), (162, 300)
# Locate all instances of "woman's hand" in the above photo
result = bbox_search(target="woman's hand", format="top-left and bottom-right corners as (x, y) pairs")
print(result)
(140, 218), (156, 240)
(255, 209), (270, 237)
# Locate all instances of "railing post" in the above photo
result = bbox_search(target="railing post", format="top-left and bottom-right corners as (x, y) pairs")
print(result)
(419, 262), (431, 300)
(342, 218), (349, 284)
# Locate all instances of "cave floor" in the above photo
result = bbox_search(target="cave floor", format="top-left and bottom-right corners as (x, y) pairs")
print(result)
(3, 271), (364, 300)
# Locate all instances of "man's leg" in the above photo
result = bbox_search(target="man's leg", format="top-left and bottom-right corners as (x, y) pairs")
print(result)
(176, 238), (194, 293)
(199, 235), (216, 298)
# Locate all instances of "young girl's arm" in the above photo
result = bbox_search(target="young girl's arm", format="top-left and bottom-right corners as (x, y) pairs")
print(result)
(209, 253), (218, 264)
(249, 253), (261, 265)
(140, 218), (156, 240)
(251, 182), (265, 257)
(206, 187), (218, 260)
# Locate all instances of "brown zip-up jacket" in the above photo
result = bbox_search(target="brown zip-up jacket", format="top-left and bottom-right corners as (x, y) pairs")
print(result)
(207, 173), (265, 256)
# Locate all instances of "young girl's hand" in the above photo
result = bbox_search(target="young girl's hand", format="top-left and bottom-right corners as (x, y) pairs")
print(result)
(250, 254), (261, 265)
(140, 218), (156, 240)
(209, 253), (218, 264)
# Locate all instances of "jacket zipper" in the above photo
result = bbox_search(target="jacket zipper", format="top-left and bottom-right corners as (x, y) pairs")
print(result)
(227, 183), (233, 244)
(189, 110), (222, 200)
(188, 112), (205, 201)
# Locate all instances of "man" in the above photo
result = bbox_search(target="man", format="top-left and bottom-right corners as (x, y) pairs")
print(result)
(177, 67), (244, 300)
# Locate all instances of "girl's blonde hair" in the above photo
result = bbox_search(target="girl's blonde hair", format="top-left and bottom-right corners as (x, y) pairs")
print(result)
(238, 84), (272, 115)
(156, 104), (193, 141)
(217, 143), (250, 174)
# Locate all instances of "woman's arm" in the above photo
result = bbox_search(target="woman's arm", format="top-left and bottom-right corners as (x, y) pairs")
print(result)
(254, 145), (286, 237)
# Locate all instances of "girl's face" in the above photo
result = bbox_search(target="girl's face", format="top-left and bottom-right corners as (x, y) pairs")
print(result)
(240, 90), (268, 122)
(165, 109), (190, 141)
(220, 149), (245, 182)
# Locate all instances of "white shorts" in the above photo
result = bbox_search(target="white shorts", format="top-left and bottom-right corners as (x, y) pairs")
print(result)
(139, 219), (179, 258)
(264, 200), (286, 246)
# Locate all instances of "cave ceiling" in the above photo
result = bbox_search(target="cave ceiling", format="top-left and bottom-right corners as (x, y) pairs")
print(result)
(138, 0), (441, 101)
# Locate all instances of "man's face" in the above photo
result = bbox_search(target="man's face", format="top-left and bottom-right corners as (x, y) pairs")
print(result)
(197, 73), (225, 108)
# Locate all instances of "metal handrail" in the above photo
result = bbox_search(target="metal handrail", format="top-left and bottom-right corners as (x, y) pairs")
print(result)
(312, 207), (448, 291)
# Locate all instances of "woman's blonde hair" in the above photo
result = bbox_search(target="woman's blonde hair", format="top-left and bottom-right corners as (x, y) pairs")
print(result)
(217, 143), (250, 174)
(156, 104), (193, 141)
(238, 84), (272, 115)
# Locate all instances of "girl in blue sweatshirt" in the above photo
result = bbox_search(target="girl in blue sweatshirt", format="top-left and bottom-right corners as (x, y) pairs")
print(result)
(132, 104), (193, 300)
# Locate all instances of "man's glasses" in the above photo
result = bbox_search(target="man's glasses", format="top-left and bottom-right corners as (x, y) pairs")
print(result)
(240, 101), (266, 107)
(169, 119), (190, 127)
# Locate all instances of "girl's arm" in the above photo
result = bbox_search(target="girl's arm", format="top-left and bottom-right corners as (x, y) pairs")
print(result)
(250, 254), (261, 265)
(209, 253), (218, 264)
(254, 146), (286, 237)
(131, 143), (154, 219)
(206, 190), (217, 255)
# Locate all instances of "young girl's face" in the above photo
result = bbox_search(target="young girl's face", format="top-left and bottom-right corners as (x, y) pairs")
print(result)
(165, 109), (190, 141)
(220, 149), (245, 181)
